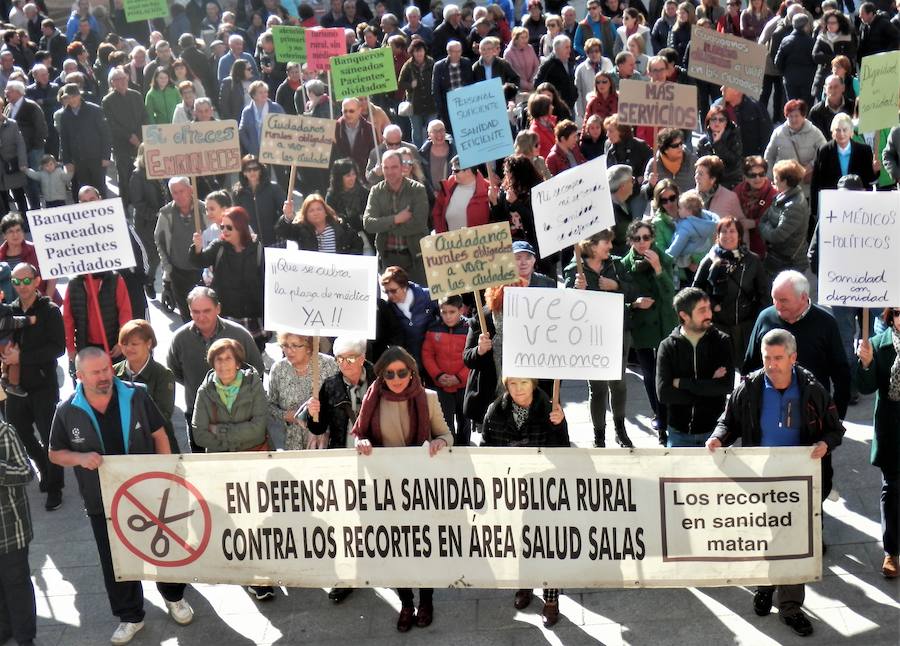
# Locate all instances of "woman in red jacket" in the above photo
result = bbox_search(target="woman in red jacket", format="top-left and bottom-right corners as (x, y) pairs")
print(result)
(431, 157), (491, 233)
(527, 93), (557, 159)
(421, 295), (471, 445)
(546, 120), (587, 176)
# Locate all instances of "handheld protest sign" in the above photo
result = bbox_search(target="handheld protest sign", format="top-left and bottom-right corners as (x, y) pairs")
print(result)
(122, 0), (167, 22)
(29, 198), (136, 280)
(617, 79), (697, 130)
(531, 155), (616, 258)
(263, 248), (378, 338)
(857, 51), (900, 134)
(502, 287), (625, 381)
(330, 48), (398, 100)
(687, 26), (766, 100)
(446, 78), (515, 169)
(305, 27), (347, 71)
(817, 189), (900, 309)
(142, 121), (242, 180)
(258, 113), (334, 168)
(272, 25), (306, 64)
(311, 336), (321, 423)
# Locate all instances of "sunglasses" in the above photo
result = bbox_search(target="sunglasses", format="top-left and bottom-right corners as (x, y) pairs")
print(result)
(709, 116), (727, 123)
(631, 234), (653, 242)
(666, 141), (683, 149)
(745, 171), (766, 179)
(336, 355), (361, 365)
(659, 194), (677, 204)
(892, 309), (900, 316)
(383, 368), (410, 380)
(221, 224), (235, 231)
(11, 277), (33, 285)
(596, 79), (610, 84)
(245, 166), (262, 172)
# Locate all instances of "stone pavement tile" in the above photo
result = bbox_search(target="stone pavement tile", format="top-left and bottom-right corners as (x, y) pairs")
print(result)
(821, 540), (884, 575)
(29, 538), (100, 569)
(829, 604), (900, 644)
(512, 623), (624, 645)
(476, 596), (548, 632)
(32, 565), (104, 596)
(823, 514), (883, 548)
(56, 617), (164, 646)
(30, 623), (65, 646)
(35, 591), (109, 628)
(580, 587), (712, 624)
(619, 616), (744, 646)
(150, 612), (266, 645)
(806, 571), (899, 614)
(688, 585), (757, 617)
(367, 598), (478, 638)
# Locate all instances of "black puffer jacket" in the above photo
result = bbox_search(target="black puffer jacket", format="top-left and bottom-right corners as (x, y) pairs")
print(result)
(697, 122), (744, 189)
(303, 361), (376, 448)
(482, 388), (569, 447)
(234, 181), (287, 246)
(693, 246), (768, 328)
(274, 215), (363, 255)
(189, 239), (263, 319)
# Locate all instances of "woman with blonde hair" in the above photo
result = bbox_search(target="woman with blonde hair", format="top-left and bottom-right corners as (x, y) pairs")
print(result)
(615, 8), (652, 57)
(275, 193), (364, 254)
(503, 26), (540, 91)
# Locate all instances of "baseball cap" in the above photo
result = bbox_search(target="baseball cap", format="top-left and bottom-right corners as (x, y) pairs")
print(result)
(512, 240), (536, 256)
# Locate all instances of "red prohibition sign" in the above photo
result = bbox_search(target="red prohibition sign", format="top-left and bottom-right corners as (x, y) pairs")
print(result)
(111, 472), (212, 568)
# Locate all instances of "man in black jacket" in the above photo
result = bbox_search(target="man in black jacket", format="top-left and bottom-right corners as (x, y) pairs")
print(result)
(102, 69), (147, 208)
(857, 2), (900, 63)
(716, 87), (773, 156)
(4, 80), (47, 210)
(58, 83), (112, 199)
(38, 19), (67, 71)
(472, 37), (520, 85)
(2, 262), (66, 511)
(431, 4), (472, 60)
(431, 41), (473, 133)
(708, 328), (844, 637)
(807, 75), (854, 142)
(656, 287), (734, 447)
(534, 35), (577, 113)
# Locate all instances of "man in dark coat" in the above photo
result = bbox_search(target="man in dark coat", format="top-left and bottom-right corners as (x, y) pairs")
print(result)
(534, 35), (577, 112)
(38, 19), (68, 71)
(25, 63), (58, 157)
(331, 97), (376, 179)
(58, 83), (112, 198)
(178, 34), (216, 104)
(431, 42), (474, 133)
(715, 87), (773, 156)
(102, 69), (147, 208)
(807, 75), (855, 142)
(857, 1), (900, 63)
(4, 80), (46, 209)
(774, 14), (816, 108)
(431, 4), (472, 59)
(472, 37), (520, 85)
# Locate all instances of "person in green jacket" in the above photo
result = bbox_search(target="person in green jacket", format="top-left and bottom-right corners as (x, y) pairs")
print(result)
(650, 178), (680, 259)
(145, 68), (180, 125)
(855, 306), (900, 579)
(621, 220), (677, 444)
(563, 229), (635, 448)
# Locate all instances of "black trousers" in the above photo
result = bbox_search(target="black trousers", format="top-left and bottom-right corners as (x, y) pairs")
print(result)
(89, 513), (186, 623)
(113, 146), (136, 207)
(72, 159), (108, 199)
(0, 186), (27, 217)
(0, 546), (36, 643)
(169, 266), (202, 323)
(7, 387), (64, 495)
(397, 587), (433, 608)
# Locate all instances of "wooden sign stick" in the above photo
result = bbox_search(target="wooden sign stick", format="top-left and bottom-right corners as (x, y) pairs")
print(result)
(574, 243), (585, 283)
(473, 288), (489, 342)
(311, 335), (321, 422)
(327, 69), (335, 120)
(191, 176), (202, 234)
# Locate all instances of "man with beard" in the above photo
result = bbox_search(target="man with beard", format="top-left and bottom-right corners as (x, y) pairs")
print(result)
(656, 287), (734, 447)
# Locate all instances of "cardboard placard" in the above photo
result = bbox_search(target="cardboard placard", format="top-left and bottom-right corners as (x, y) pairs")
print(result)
(100, 447), (821, 588)
(29, 198), (136, 279)
(420, 222), (517, 298)
(305, 27), (347, 71)
(817, 189), (900, 308)
(687, 26), (766, 100)
(502, 287), (624, 380)
(123, 0), (168, 22)
(272, 25), (306, 64)
(446, 78), (515, 168)
(263, 248), (378, 338)
(330, 48), (398, 100)
(142, 121), (242, 180)
(617, 79), (698, 130)
(258, 113), (335, 168)
(531, 155), (616, 257)
(857, 51), (900, 134)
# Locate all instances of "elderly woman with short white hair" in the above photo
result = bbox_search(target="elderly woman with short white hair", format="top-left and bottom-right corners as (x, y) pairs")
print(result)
(809, 112), (878, 219)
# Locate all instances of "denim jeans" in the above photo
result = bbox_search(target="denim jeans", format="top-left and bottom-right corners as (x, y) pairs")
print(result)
(408, 112), (436, 149)
(666, 428), (709, 448)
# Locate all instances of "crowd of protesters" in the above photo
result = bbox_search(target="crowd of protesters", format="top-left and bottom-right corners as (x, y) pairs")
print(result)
(0, 0), (899, 644)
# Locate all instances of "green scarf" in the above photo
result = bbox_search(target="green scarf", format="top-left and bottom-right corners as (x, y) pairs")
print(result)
(215, 371), (243, 412)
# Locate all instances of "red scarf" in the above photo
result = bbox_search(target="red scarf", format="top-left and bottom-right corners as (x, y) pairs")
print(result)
(352, 376), (431, 446)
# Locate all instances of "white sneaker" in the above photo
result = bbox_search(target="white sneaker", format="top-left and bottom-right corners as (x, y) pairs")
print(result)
(165, 598), (194, 625)
(110, 621), (144, 644)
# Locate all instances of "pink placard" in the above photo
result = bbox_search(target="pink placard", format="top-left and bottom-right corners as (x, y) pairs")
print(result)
(306, 27), (347, 71)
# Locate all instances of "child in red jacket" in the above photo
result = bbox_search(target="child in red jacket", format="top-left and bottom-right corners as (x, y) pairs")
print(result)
(421, 295), (471, 445)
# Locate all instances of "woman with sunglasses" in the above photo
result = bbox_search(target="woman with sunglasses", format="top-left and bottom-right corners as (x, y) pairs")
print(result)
(733, 155), (777, 258)
(352, 345), (452, 632)
(642, 127), (697, 198)
(190, 207), (266, 351)
(379, 265), (437, 376)
(621, 220), (677, 442)
(267, 333), (339, 450)
(693, 216), (768, 367)
(649, 179), (681, 256)
(697, 106), (743, 189)
(583, 71), (618, 126)
(233, 155), (286, 247)
(276, 193), (364, 255)
(855, 307), (900, 580)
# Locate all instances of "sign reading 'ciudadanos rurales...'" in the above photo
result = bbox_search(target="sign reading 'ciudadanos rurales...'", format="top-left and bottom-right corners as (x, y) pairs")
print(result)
(30, 198), (136, 279)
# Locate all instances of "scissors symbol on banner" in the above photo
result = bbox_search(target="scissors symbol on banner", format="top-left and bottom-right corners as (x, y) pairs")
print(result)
(127, 488), (195, 558)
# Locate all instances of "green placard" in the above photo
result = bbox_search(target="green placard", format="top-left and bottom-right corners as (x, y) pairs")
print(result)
(331, 48), (398, 100)
(123, 0), (168, 22)
(271, 26), (306, 64)
(858, 51), (900, 134)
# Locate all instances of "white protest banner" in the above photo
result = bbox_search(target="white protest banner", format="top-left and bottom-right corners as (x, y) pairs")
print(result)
(100, 447), (821, 588)
(29, 198), (136, 279)
(258, 113), (335, 168)
(420, 222), (517, 298)
(142, 121), (242, 180)
(502, 287), (624, 380)
(531, 155), (615, 257)
(687, 26), (766, 100)
(617, 79), (698, 130)
(817, 189), (900, 307)
(263, 247), (378, 338)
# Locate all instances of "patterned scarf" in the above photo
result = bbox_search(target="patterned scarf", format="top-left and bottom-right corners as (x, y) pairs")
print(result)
(352, 374), (431, 446)
(890, 328), (900, 402)
(707, 244), (745, 303)
(215, 371), (243, 412)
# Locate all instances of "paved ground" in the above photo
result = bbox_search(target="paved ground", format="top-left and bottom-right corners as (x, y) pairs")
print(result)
(11, 287), (899, 646)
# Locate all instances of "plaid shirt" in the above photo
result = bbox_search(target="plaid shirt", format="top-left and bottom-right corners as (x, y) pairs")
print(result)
(0, 421), (34, 554)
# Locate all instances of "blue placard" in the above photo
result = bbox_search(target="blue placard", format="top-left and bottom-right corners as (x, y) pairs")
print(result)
(446, 78), (514, 169)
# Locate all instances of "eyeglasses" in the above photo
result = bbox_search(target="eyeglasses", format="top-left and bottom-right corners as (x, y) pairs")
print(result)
(336, 355), (361, 365)
(383, 368), (410, 380)
(245, 166), (261, 172)
(666, 141), (683, 149)
(595, 78), (610, 84)
(386, 141), (402, 148)
(11, 277), (33, 285)
(659, 194), (677, 204)
(708, 116), (727, 123)
(631, 234), (653, 242)
(745, 171), (766, 179)
(221, 224), (235, 231)
(280, 343), (308, 351)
